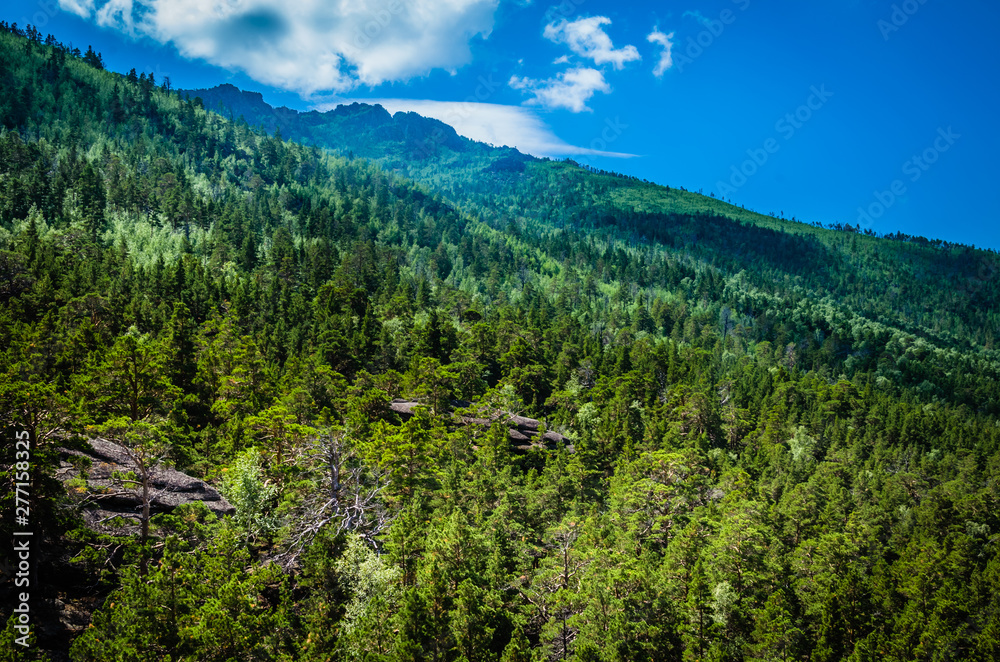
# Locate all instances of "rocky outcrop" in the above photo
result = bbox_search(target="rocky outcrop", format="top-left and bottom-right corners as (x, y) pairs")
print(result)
(388, 400), (571, 452)
(59, 438), (234, 533)
(180, 83), (534, 167)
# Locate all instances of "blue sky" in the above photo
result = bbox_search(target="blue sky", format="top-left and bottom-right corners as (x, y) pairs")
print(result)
(6, 0), (999, 248)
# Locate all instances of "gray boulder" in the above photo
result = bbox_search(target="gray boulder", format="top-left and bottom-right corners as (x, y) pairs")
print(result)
(59, 438), (234, 533)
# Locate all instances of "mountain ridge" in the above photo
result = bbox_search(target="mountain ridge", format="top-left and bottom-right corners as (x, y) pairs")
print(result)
(183, 83), (487, 164)
(182, 82), (994, 257)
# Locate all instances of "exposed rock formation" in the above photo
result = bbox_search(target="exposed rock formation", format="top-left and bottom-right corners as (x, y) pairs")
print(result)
(59, 438), (234, 534)
(388, 400), (571, 452)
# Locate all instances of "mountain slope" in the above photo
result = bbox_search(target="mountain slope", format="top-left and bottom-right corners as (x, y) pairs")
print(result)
(2, 24), (1000, 662)
(185, 83), (1000, 375)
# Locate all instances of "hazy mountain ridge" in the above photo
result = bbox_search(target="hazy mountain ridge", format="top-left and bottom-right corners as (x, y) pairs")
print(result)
(183, 83), (486, 163)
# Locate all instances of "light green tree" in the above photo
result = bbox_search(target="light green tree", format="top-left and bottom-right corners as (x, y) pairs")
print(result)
(219, 446), (279, 544)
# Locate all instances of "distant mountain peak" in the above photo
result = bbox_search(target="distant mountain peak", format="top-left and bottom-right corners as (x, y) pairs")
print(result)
(180, 83), (516, 165)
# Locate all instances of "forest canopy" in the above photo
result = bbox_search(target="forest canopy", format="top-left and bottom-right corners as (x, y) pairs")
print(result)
(1, 21), (999, 662)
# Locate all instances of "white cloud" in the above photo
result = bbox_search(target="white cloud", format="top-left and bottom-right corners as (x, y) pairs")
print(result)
(647, 29), (675, 77)
(57, 0), (95, 18)
(682, 10), (712, 27)
(553, 55), (570, 65)
(57, 0), (499, 97)
(543, 16), (640, 70)
(316, 98), (636, 159)
(95, 0), (136, 35)
(509, 67), (610, 113)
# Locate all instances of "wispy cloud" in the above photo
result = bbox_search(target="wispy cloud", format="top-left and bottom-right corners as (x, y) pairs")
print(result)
(509, 67), (610, 113)
(57, 0), (95, 19)
(543, 16), (640, 70)
(682, 10), (712, 27)
(94, 0), (137, 35)
(314, 98), (637, 158)
(647, 29), (675, 77)
(56, 0), (499, 97)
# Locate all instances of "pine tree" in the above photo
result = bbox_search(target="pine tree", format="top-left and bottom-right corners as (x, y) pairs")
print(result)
(78, 160), (107, 240)
(747, 590), (802, 662)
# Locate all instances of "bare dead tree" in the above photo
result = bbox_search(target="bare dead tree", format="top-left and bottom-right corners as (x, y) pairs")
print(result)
(277, 430), (393, 569)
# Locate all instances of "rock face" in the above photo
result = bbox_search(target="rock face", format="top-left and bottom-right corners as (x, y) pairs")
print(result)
(181, 84), (473, 160)
(59, 438), (234, 533)
(388, 400), (571, 452)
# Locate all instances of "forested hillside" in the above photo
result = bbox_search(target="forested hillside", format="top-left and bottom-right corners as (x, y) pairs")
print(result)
(2, 22), (1000, 662)
(189, 82), (1000, 397)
